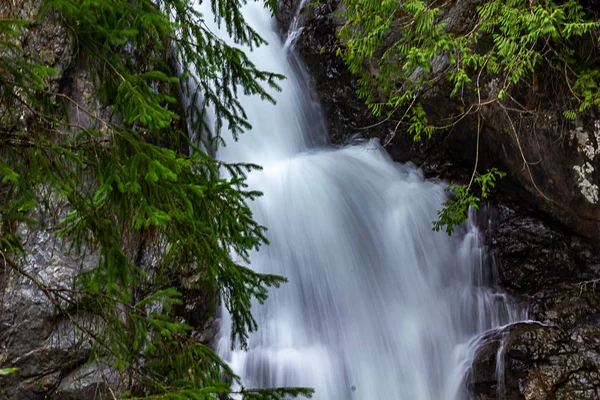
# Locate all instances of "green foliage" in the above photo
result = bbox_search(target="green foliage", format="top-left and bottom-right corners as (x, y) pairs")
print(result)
(337, 0), (600, 232)
(43, 0), (284, 142)
(0, 1), (311, 399)
(434, 169), (506, 234)
(433, 184), (480, 235)
(0, 368), (19, 376)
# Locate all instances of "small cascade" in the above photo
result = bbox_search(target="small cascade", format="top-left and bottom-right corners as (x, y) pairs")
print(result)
(282, 0), (311, 51)
(195, 2), (527, 399)
(495, 331), (509, 399)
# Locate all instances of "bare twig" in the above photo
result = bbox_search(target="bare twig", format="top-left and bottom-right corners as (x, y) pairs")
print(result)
(501, 105), (554, 203)
(383, 96), (417, 147)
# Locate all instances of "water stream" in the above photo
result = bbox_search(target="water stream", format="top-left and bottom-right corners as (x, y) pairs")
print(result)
(201, 3), (526, 399)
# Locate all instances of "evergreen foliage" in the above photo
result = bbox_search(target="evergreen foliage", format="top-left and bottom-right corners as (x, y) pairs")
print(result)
(336, 0), (600, 232)
(0, 368), (19, 376)
(1, 0), (312, 398)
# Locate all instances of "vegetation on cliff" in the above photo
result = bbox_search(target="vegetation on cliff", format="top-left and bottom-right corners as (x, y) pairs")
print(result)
(0, 0), (312, 398)
(336, 0), (600, 232)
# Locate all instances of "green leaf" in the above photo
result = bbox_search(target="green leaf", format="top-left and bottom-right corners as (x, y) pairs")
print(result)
(0, 368), (19, 376)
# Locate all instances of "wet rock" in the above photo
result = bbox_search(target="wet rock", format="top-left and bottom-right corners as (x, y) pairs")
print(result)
(468, 206), (600, 399)
(469, 329), (507, 398)
(464, 200), (600, 399)
(471, 321), (600, 400)
(55, 362), (120, 400)
(483, 204), (600, 292)
(276, 0), (302, 35)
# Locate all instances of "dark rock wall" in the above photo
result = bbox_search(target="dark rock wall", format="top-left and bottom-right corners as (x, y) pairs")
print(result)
(469, 204), (600, 399)
(450, 101), (600, 244)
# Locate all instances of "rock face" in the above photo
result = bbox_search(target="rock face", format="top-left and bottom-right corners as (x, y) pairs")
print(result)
(0, 222), (117, 399)
(0, 3), (114, 399)
(280, 1), (600, 399)
(486, 205), (600, 292)
(450, 102), (600, 244)
(470, 319), (600, 400)
(467, 203), (600, 399)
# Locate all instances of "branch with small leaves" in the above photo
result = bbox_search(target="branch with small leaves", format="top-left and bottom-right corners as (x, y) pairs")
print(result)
(336, 0), (600, 233)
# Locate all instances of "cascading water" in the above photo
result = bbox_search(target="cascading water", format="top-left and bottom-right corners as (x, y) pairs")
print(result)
(201, 2), (527, 399)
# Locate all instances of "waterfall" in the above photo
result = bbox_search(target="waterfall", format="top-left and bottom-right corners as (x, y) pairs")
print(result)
(199, 2), (526, 399)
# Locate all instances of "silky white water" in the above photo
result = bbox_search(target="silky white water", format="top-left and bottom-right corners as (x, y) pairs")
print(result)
(200, 3), (526, 399)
